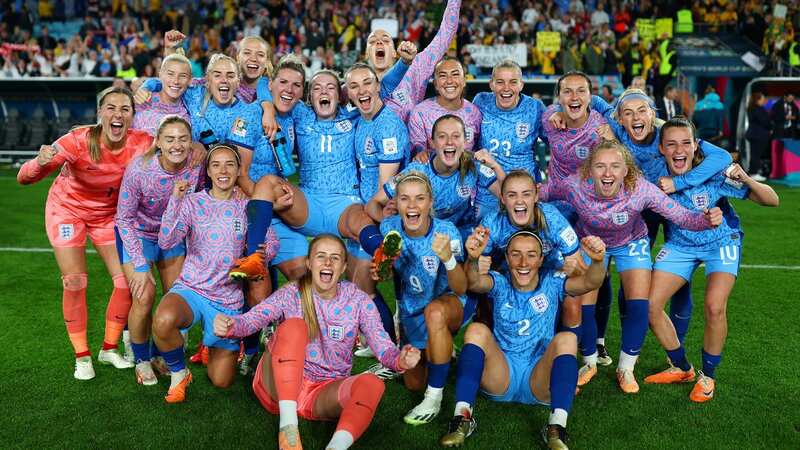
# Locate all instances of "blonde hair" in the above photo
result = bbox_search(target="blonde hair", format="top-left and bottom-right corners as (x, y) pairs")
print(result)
(580, 139), (642, 193)
(160, 52), (192, 74)
(201, 53), (240, 116)
(500, 170), (547, 233)
(74, 87), (135, 162)
(491, 58), (522, 80)
(238, 36), (274, 78)
(296, 234), (347, 340)
(141, 115), (192, 164)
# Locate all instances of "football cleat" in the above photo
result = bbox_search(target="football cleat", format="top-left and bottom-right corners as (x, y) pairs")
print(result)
(189, 343), (209, 366)
(373, 231), (402, 281)
(616, 368), (640, 394)
(577, 363), (597, 387)
(74, 356), (95, 381)
(365, 362), (401, 380)
(689, 372), (715, 403)
(228, 252), (266, 281)
(542, 424), (569, 450)
(135, 362), (158, 386)
(644, 365), (695, 384)
(165, 371), (193, 403)
(238, 353), (258, 376)
(354, 344), (375, 358)
(278, 424), (303, 450)
(98, 349), (134, 369)
(596, 344), (612, 366)
(404, 394), (442, 425)
(440, 414), (477, 447)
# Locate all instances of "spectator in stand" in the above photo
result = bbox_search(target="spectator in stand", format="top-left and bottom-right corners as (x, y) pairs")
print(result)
(591, 1), (611, 28)
(745, 92), (772, 181)
(693, 87), (725, 146)
(656, 85), (683, 121)
(601, 84), (615, 104)
(770, 93), (799, 140)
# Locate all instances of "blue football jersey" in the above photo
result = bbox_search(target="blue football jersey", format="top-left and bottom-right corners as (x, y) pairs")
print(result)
(384, 157), (497, 234)
(472, 93), (545, 214)
(480, 202), (579, 269)
(380, 216), (464, 323)
(489, 269), (567, 360)
(355, 105), (410, 202)
(291, 103), (360, 196)
(664, 172), (748, 251)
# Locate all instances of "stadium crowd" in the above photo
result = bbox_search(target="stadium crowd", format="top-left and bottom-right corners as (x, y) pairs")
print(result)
(0, 0), (798, 83)
(6, 1), (787, 450)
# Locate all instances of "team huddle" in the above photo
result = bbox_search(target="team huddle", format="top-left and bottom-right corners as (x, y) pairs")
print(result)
(17, 1), (780, 449)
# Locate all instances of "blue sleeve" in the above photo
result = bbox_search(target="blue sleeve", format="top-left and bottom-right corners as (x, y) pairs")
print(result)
(487, 271), (507, 300)
(545, 207), (579, 256)
(143, 78), (161, 92)
(673, 140), (733, 191)
(590, 94), (616, 119)
(256, 77), (274, 103)
(248, 136), (279, 182)
(380, 60), (410, 99)
(477, 163), (498, 188)
(377, 124), (409, 164)
(181, 84), (207, 114)
(718, 176), (750, 200)
(532, 98), (548, 146)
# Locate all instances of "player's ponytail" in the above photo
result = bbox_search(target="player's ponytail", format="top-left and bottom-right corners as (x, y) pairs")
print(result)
(459, 151), (475, 183)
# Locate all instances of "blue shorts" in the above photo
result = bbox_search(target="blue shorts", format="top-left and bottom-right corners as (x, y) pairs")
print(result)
(482, 352), (548, 406)
(400, 294), (477, 349)
(170, 283), (241, 351)
(293, 189), (361, 237)
(115, 228), (185, 272)
(654, 242), (741, 281)
(271, 219), (309, 265)
(582, 237), (653, 273)
(345, 238), (371, 260)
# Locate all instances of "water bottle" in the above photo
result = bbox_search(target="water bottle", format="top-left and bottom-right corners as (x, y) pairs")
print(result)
(199, 129), (219, 150)
(271, 128), (295, 177)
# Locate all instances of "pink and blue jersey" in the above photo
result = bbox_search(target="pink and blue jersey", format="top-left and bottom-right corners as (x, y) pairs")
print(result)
(132, 93), (190, 136)
(159, 190), (279, 310)
(385, 0), (461, 123)
(471, 93), (545, 218)
(663, 172), (748, 251)
(541, 105), (606, 183)
(116, 153), (204, 268)
(407, 98), (482, 155)
(540, 174), (711, 248)
(355, 105), (410, 202)
(384, 157), (498, 236)
(380, 215), (465, 348)
(228, 281), (402, 382)
(488, 269), (567, 361)
(479, 202), (579, 269)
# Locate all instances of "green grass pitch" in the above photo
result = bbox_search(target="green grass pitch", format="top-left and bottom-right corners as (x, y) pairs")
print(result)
(0, 170), (798, 449)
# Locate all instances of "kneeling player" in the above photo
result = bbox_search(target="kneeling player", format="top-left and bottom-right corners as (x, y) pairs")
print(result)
(214, 234), (420, 450)
(152, 145), (278, 402)
(440, 230), (606, 449)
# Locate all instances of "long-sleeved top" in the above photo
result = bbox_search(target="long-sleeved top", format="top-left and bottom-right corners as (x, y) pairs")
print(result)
(228, 281), (402, 382)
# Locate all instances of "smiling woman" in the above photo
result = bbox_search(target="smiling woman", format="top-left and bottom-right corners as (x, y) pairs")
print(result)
(16, 86), (153, 381)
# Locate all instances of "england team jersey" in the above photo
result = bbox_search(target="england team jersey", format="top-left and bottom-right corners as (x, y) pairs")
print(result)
(380, 216), (464, 329)
(664, 172), (748, 251)
(292, 103), (360, 196)
(384, 157), (497, 234)
(472, 93), (546, 214)
(488, 269), (567, 361)
(480, 202), (579, 269)
(355, 105), (410, 202)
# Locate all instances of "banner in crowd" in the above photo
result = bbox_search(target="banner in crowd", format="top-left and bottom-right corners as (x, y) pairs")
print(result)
(636, 19), (655, 41)
(536, 32), (561, 53)
(465, 43), (528, 67)
(655, 18), (673, 38)
(0, 42), (41, 57)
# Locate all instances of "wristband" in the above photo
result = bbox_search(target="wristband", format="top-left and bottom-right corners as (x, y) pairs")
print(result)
(444, 255), (457, 271)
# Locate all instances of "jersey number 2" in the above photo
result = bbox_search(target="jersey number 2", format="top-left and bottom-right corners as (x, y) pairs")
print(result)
(517, 319), (531, 336)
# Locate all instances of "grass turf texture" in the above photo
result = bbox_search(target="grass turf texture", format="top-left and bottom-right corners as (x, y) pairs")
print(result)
(0, 169), (798, 449)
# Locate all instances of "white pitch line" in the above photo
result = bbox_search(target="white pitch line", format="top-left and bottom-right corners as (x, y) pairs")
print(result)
(0, 247), (797, 270)
(0, 247), (97, 254)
